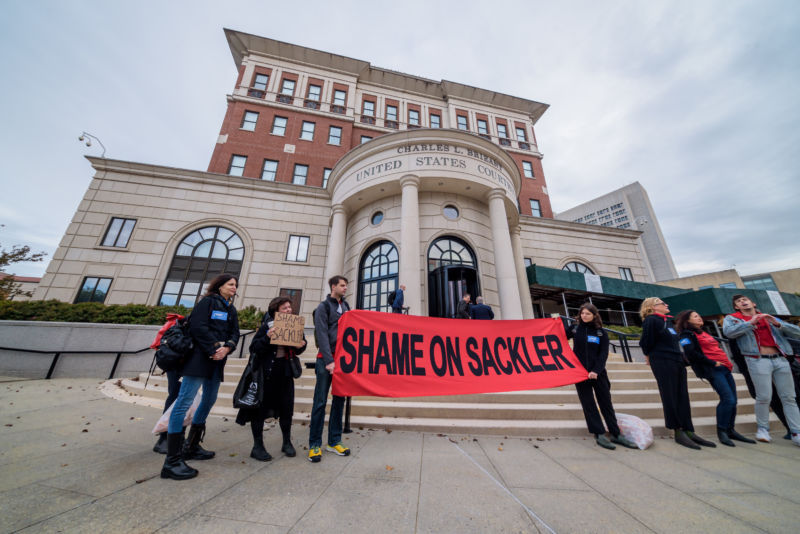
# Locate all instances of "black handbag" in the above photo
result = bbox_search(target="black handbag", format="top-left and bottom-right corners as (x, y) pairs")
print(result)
(233, 355), (264, 409)
(290, 355), (302, 379)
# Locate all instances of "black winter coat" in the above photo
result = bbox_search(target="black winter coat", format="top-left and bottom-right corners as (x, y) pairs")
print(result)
(565, 321), (609, 375)
(182, 294), (240, 378)
(249, 314), (308, 378)
(639, 314), (684, 363)
(678, 329), (721, 380)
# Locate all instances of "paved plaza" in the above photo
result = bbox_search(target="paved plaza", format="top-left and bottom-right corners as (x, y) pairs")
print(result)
(1, 376), (799, 533)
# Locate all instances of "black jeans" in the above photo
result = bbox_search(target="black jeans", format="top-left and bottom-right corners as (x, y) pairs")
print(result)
(650, 358), (694, 431)
(574, 371), (620, 436)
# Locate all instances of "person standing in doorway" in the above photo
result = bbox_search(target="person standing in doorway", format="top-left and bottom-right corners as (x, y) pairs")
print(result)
(308, 275), (352, 462)
(469, 296), (494, 320)
(456, 293), (471, 319)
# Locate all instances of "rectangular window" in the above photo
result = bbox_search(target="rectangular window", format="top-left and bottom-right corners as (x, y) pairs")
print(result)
(271, 116), (287, 136)
(497, 124), (508, 138)
(719, 282), (738, 289)
(529, 199), (541, 217)
(408, 109), (420, 126)
(430, 113), (441, 128)
(279, 288), (303, 314)
(101, 217), (136, 248)
(280, 79), (295, 95)
(300, 121), (315, 141)
(742, 276), (778, 291)
(332, 90), (347, 113)
(524, 258), (532, 267)
(75, 277), (112, 303)
(229, 155), (247, 176)
(261, 159), (278, 181)
(363, 100), (375, 116)
(253, 73), (269, 90)
(322, 168), (331, 188)
(698, 285), (714, 290)
(292, 164), (308, 185)
(360, 135), (372, 144)
(286, 235), (310, 262)
(307, 84), (321, 101)
(457, 115), (468, 131)
(477, 119), (488, 134)
(248, 73), (269, 97)
(328, 126), (342, 145)
(515, 127), (527, 141)
(619, 267), (634, 281)
(386, 105), (398, 121)
(241, 111), (258, 131)
(522, 161), (534, 178)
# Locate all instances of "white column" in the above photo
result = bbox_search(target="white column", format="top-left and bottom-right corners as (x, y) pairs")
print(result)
(510, 225), (534, 319)
(399, 175), (421, 315)
(322, 204), (347, 295)
(487, 189), (523, 320)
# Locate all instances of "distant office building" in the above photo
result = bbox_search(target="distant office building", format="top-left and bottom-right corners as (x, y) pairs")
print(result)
(556, 182), (678, 282)
(661, 267), (800, 294)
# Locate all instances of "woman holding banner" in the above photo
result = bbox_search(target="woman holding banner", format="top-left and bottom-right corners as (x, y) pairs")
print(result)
(639, 297), (715, 450)
(565, 304), (637, 450)
(236, 296), (307, 461)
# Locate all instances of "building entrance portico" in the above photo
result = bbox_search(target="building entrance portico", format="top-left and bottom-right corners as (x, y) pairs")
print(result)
(324, 128), (528, 319)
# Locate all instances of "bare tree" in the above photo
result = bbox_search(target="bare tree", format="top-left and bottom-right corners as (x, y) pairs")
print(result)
(0, 225), (46, 300)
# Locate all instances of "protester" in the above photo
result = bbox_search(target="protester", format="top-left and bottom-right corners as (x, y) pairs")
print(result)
(639, 297), (715, 450)
(564, 303), (637, 450)
(236, 297), (307, 460)
(391, 284), (405, 314)
(723, 294), (800, 446)
(160, 274), (240, 480)
(152, 366), (181, 454)
(456, 293), (471, 319)
(676, 310), (754, 447)
(469, 296), (494, 320)
(308, 275), (351, 462)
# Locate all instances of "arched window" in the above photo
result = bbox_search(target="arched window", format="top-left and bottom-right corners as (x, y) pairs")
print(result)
(159, 226), (244, 308)
(427, 236), (476, 272)
(358, 240), (398, 312)
(562, 261), (594, 274)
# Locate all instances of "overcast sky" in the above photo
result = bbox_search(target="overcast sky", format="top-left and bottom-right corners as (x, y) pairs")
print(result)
(1, 0), (798, 279)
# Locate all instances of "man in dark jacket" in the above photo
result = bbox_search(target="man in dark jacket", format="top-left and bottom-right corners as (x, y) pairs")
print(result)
(308, 275), (351, 462)
(391, 284), (405, 314)
(469, 296), (494, 320)
(456, 293), (471, 319)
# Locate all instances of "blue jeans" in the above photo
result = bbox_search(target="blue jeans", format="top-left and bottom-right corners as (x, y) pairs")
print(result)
(162, 369), (181, 414)
(308, 358), (345, 448)
(745, 356), (800, 433)
(167, 367), (222, 434)
(708, 367), (737, 430)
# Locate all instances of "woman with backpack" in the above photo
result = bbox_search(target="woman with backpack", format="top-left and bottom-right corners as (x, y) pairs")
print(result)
(639, 297), (714, 450)
(236, 296), (307, 460)
(564, 304), (637, 450)
(160, 273), (240, 480)
(676, 310), (755, 447)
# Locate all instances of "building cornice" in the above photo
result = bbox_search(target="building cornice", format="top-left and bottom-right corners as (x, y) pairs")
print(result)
(519, 215), (644, 238)
(86, 157), (331, 201)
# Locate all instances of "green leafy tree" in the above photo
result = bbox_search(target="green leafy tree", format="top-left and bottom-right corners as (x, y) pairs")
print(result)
(0, 224), (46, 300)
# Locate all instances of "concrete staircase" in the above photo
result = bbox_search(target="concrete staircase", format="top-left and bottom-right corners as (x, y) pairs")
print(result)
(117, 343), (768, 438)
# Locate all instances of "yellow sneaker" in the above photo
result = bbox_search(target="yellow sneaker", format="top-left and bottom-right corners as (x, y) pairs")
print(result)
(308, 446), (322, 463)
(326, 443), (350, 456)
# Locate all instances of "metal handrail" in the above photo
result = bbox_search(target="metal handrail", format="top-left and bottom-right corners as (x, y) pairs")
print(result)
(0, 345), (152, 380)
(559, 315), (640, 363)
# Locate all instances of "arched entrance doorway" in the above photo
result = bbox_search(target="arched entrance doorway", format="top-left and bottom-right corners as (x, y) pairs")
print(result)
(357, 240), (399, 312)
(427, 236), (479, 318)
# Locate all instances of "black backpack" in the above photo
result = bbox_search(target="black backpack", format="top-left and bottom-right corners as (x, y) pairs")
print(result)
(155, 317), (193, 372)
(387, 289), (397, 306)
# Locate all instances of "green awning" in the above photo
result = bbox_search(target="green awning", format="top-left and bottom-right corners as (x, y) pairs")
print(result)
(525, 264), (687, 300)
(663, 287), (800, 317)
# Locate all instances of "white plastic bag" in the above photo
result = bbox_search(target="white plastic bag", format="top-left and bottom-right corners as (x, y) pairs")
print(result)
(615, 412), (653, 450)
(152, 391), (202, 434)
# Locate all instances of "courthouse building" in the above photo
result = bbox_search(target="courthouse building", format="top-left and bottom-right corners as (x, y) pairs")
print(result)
(33, 29), (654, 320)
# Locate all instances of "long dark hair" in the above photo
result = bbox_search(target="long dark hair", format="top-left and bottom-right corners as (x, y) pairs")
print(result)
(204, 273), (238, 298)
(675, 310), (701, 333)
(267, 296), (292, 318)
(576, 303), (602, 328)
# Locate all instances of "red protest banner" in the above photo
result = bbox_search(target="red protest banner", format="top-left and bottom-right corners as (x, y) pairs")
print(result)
(331, 310), (588, 398)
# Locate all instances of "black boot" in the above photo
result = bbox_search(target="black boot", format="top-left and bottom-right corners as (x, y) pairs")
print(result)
(183, 423), (215, 460)
(250, 436), (272, 461)
(717, 428), (735, 447)
(675, 430), (701, 450)
(728, 428), (756, 444)
(161, 432), (198, 480)
(595, 434), (616, 450)
(153, 432), (168, 454)
(281, 432), (296, 457)
(686, 431), (716, 448)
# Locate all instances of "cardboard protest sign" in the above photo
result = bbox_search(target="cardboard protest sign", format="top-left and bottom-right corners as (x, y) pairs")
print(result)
(271, 312), (305, 347)
(331, 310), (588, 398)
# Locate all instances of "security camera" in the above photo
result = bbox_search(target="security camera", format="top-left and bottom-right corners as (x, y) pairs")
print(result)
(78, 135), (85, 141)
(85, 139), (92, 147)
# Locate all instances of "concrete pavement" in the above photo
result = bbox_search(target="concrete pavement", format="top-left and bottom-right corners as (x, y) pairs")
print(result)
(1, 377), (799, 533)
